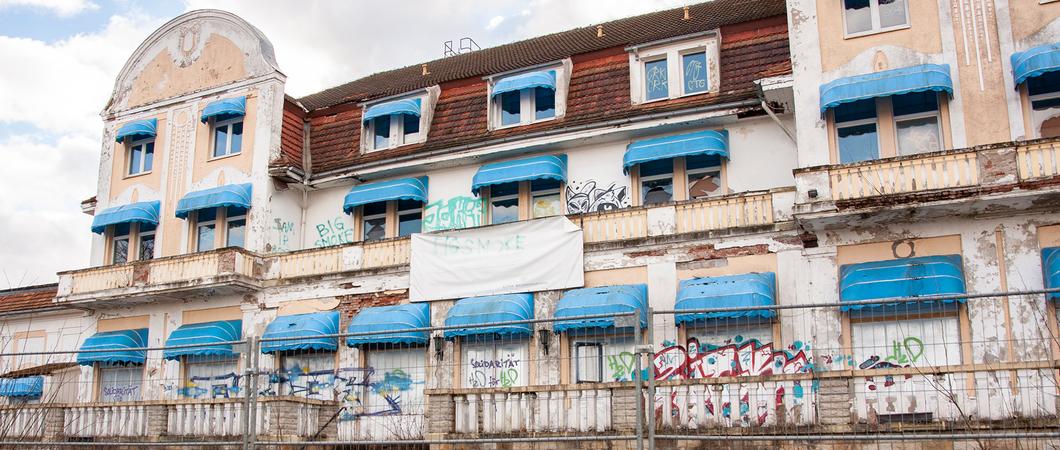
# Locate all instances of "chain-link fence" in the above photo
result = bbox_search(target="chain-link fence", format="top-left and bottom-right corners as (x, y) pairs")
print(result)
(1, 291), (1060, 448)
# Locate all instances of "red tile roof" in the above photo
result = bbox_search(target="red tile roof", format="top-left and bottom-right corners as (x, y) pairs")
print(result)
(302, 14), (790, 174)
(0, 284), (57, 314)
(279, 100), (306, 171)
(297, 0), (786, 112)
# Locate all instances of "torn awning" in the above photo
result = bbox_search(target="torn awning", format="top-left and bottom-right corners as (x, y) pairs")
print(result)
(200, 96), (247, 123)
(471, 155), (567, 196)
(0, 376), (43, 398)
(675, 272), (777, 325)
(363, 98), (422, 122)
(623, 130), (728, 173)
(90, 200), (160, 234)
(553, 284), (647, 333)
(162, 320), (242, 360)
(443, 293), (534, 339)
(175, 183), (252, 219)
(1012, 42), (1060, 86)
(260, 311), (339, 353)
(839, 255), (966, 311)
(1043, 247), (1060, 300)
(115, 118), (157, 143)
(819, 64), (953, 112)
(492, 70), (556, 97)
(77, 329), (149, 366)
(346, 303), (430, 347)
(343, 177), (428, 213)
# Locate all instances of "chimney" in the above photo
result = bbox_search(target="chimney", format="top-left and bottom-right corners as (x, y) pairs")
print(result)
(422, 64), (429, 76)
(596, 25), (604, 38)
(683, 6), (690, 20)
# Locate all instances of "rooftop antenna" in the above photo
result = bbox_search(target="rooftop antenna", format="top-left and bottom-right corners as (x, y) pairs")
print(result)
(444, 37), (480, 57)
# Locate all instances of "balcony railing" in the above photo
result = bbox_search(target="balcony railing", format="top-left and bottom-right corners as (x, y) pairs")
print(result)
(794, 137), (1060, 215)
(59, 190), (790, 300)
(434, 384), (626, 434)
(56, 247), (263, 303)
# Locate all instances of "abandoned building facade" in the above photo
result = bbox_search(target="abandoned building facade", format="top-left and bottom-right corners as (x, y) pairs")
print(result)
(1, 0), (1060, 446)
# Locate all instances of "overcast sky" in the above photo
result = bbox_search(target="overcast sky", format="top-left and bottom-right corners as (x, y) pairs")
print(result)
(0, 0), (688, 288)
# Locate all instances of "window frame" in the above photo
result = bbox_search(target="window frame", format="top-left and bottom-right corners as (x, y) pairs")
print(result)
(137, 226), (156, 261)
(353, 199), (426, 241)
(278, 351), (337, 399)
(210, 116), (244, 160)
(362, 92), (434, 153)
(482, 180), (567, 225)
(95, 362), (144, 403)
(629, 35), (720, 105)
(893, 108), (943, 156)
(194, 210), (218, 252)
(125, 137), (154, 177)
(685, 158), (724, 200)
(224, 209), (247, 248)
(360, 202), (388, 242)
(1026, 81), (1060, 139)
(834, 114), (881, 163)
(828, 93), (952, 164)
(630, 155), (728, 207)
(181, 354), (242, 399)
(111, 228), (131, 265)
(107, 222), (158, 264)
(459, 335), (530, 388)
(487, 61), (570, 130)
(842, 0), (911, 39)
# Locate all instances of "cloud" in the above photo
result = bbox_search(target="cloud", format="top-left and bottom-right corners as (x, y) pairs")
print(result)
(486, 15), (504, 31)
(0, 0), (99, 17)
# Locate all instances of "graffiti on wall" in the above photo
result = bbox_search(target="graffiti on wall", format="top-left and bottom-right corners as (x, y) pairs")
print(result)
(175, 373), (241, 399)
(565, 180), (629, 214)
(422, 197), (482, 232)
(313, 216), (354, 248)
(606, 352), (637, 382)
(260, 365), (422, 419)
(467, 353), (522, 388)
(272, 219), (295, 252)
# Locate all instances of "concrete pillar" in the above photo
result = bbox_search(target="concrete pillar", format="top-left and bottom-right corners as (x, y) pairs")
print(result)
(816, 377), (853, 430)
(426, 393), (453, 436)
(610, 387), (639, 432)
(145, 404), (169, 437)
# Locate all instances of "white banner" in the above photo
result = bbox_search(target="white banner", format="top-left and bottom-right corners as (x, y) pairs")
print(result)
(409, 216), (584, 302)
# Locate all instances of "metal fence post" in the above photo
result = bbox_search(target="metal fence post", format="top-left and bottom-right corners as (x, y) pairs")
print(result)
(243, 336), (259, 450)
(634, 351), (644, 450)
(646, 307), (656, 450)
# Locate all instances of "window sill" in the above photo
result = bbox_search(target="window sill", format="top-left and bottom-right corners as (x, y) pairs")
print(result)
(492, 115), (558, 131)
(361, 140), (425, 154)
(122, 171), (153, 180)
(843, 24), (911, 40)
(207, 152), (243, 163)
(639, 90), (713, 105)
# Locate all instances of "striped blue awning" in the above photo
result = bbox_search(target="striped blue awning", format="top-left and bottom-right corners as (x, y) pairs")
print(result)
(77, 329), (149, 366)
(162, 320), (242, 361)
(471, 154), (567, 196)
(115, 118), (157, 143)
(0, 376), (43, 398)
(553, 284), (647, 333)
(1043, 247), (1060, 300)
(444, 293), (534, 339)
(840, 255), (966, 311)
(1012, 42), (1060, 86)
(819, 64), (954, 112)
(346, 303), (430, 347)
(363, 98), (422, 122)
(260, 311), (339, 353)
(201, 96), (247, 123)
(623, 130), (728, 173)
(343, 177), (429, 213)
(175, 183), (252, 219)
(90, 201), (160, 234)
(493, 70), (556, 97)
(675, 273), (777, 325)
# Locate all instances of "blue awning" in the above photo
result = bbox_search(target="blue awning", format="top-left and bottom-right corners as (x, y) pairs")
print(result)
(260, 311), (339, 353)
(346, 303), (430, 347)
(115, 118), (157, 143)
(840, 255), (966, 311)
(77, 329), (149, 366)
(162, 320), (242, 361)
(443, 293), (534, 339)
(363, 98), (422, 122)
(675, 273), (777, 325)
(471, 154), (567, 196)
(90, 201), (161, 234)
(201, 96), (247, 123)
(553, 284), (647, 333)
(1012, 42), (1060, 86)
(493, 70), (556, 97)
(343, 177), (429, 213)
(623, 130), (729, 173)
(819, 64), (954, 112)
(1043, 247), (1060, 300)
(175, 183), (253, 219)
(0, 376), (43, 398)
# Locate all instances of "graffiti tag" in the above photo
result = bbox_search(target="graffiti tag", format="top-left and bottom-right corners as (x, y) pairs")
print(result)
(313, 217), (354, 248)
(565, 180), (629, 214)
(422, 197), (482, 232)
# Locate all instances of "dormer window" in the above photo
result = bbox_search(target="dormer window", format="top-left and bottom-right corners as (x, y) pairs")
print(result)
(488, 63), (570, 129)
(363, 97), (427, 151)
(630, 35), (720, 104)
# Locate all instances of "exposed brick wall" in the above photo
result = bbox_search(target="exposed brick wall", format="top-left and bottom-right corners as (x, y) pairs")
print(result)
(336, 289), (408, 328)
(277, 100), (305, 171)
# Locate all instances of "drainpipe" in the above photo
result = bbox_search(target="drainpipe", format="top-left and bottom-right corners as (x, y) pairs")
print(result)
(299, 115), (312, 250)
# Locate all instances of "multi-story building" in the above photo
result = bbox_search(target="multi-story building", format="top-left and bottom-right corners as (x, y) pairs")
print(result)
(0, 0), (1058, 447)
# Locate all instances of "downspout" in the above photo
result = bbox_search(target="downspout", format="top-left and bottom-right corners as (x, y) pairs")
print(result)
(299, 109), (313, 250)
